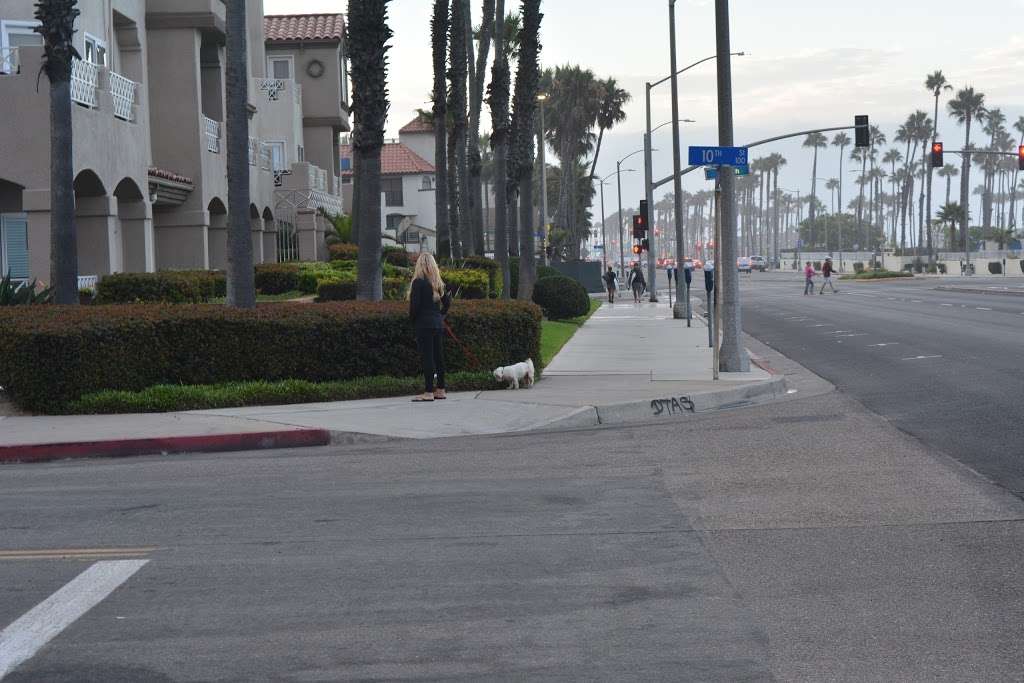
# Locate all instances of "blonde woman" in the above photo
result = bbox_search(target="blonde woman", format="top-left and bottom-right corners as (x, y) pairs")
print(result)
(408, 253), (451, 402)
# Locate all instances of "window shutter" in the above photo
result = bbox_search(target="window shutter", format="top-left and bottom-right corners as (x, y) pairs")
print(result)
(2, 214), (29, 280)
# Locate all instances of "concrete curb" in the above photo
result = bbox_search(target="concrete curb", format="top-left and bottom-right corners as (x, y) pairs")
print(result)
(594, 376), (787, 427)
(0, 429), (332, 464)
(934, 286), (1024, 297)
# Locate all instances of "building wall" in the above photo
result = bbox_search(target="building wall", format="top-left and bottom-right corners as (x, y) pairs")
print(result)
(400, 131), (435, 167)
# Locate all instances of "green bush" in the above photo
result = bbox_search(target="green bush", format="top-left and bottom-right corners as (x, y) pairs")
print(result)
(853, 262), (865, 274)
(96, 271), (225, 304)
(328, 243), (359, 261)
(508, 258), (554, 299)
(442, 268), (489, 299)
(532, 276), (590, 320)
(316, 277), (407, 302)
(442, 256), (502, 298)
(988, 262), (1002, 275)
(1, 274), (52, 306)
(537, 265), (560, 280)
(254, 263), (302, 295)
(840, 270), (913, 281)
(382, 246), (412, 268)
(0, 300), (541, 413)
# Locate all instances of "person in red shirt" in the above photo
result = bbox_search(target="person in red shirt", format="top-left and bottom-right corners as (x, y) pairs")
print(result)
(820, 257), (838, 294)
(804, 262), (815, 295)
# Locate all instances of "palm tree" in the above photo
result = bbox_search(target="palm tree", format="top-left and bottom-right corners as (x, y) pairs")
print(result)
(924, 71), (952, 262)
(803, 132), (828, 224)
(937, 202), (963, 248)
(588, 78), (630, 179)
(487, 0), (511, 287)
(851, 147), (868, 244)
(507, 0), (542, 300)
(979, 108), (1006, 231)
(948, 87), (987, 251)
(466, 0), (495, 257)
(825, 178), (840, 215)
(223, 0), (256, 308)
(448, 0), (469, 257)
(431, 0), (450, 257)
(768, 153), (786, 265)
(832, 133), (851, 216)
(348, 0), (392, 300)
(34, 0), (80, 305)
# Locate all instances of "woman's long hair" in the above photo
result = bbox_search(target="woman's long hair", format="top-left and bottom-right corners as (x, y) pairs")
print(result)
(410, 253), (445, 302)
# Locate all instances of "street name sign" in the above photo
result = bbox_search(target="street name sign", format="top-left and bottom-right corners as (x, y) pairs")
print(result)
(689, 146), (749, 167)
(704, 166), (750, 180)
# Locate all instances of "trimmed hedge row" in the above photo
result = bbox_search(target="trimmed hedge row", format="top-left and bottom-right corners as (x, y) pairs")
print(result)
(532, 276), (591, 320)
(0, 300), (542, 413)
(317, 278), (407, 301)
(96, 271), (226, 304)
(442, 256), (502, 297)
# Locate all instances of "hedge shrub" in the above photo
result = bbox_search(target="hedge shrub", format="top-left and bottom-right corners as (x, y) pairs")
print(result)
(532, 276), (590, 320)
(255, 263), (302, 294)
(96, 271), (226, 304)
(328, 243), (359, 261)
(442, 268), (489, 299)
(317, 277), (407, 301)
(442, 256), (501, 298)
(0, 300), (541, 413)
(382, 246), (412, 268)
(988, 262), (1002, 275)
(853, 262), (865, 274)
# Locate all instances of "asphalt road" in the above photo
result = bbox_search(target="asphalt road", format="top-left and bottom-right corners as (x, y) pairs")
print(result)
(3, 351), (1023, 680)
(741, 273), (1024, 496)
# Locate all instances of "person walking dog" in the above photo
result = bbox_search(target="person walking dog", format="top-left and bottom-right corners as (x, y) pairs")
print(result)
(804, 261), (816, 296)
(819, 257), (838, 294)
(408, 254), (451, 402)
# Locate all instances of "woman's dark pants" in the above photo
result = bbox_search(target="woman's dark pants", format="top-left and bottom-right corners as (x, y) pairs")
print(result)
(416, 329), (446, 392)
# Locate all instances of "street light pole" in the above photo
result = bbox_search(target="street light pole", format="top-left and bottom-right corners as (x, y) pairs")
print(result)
(644, 96), (657, 302)
(714, 0), (748, 372)
(668, 0), (687, 322)
(616, 158), (626, 277)
(599, 179), (608, 274)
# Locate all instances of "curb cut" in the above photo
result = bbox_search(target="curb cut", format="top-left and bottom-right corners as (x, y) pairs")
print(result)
(0, 429), (332, 464)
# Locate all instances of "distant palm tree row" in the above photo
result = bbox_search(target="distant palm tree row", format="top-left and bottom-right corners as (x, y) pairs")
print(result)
(649, 71), (1023, 265)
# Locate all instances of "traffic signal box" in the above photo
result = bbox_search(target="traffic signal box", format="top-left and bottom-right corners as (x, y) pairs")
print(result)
(855, 115), (870, 148)
(1019, 146), (1024, 171)
(931, 142), (943, 168)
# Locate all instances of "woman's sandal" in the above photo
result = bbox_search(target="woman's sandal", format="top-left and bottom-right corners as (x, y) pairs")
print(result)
(412, 395), (434, 402)
(433, 390), (447, 400)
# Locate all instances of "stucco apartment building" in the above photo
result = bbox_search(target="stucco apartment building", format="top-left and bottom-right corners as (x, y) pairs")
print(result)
(0, 2), (348, 284)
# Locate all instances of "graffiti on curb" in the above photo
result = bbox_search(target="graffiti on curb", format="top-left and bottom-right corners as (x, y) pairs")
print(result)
(651, 397), (696, 416)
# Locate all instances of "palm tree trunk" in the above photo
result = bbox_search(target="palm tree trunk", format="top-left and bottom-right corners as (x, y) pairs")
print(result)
(488, 0), (510, 295)
(448, 0), (469, 258)
(838, 145), (845, 215)
(225, 0), (256, 308)
(468, 0), (496, 256)
(50, 74), (77, 304)
(432, 0), (450, 257)
(960, 115), (973, 252)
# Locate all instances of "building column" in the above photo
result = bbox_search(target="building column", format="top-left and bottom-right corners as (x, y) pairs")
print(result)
(207, 211), (228, 271)
(296, 209), (318, 262)
(76, 195), (119, 276)
(120, 199), (155, 273)
(262, 218), (278, 264)
(154, 209), (211, 270)
(251, 215), (265, 264)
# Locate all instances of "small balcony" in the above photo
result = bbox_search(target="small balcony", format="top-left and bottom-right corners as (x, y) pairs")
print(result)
(0, 47), (19, 75)
(203, 116), (221, 154)
(65, 58), (139, 122)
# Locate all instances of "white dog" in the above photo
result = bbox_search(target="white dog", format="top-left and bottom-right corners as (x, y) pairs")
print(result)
(493, 359), (536, 390)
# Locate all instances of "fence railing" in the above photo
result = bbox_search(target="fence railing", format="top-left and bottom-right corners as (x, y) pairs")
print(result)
(70, 58), (99, 108)
(203, 116), (221, 154)
(0, 47), (18, 75)
(109, 71), (138, 121)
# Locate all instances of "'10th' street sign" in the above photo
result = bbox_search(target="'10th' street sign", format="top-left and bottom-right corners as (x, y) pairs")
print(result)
(688, 146), (749, 168)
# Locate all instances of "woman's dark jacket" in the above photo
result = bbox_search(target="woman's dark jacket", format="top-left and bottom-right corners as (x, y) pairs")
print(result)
(409, 277), (450, 330)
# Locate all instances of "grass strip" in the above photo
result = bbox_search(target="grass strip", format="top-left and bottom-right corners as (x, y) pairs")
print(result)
(540, 299), (602, 366)
(69, 372), (501, 415)
(839, 271), (914, 281)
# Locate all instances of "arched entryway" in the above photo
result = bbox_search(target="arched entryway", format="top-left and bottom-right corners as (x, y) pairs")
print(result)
(74, 170), (116, 277)
(113, 177), (153, 273)
(261, 207), (276, 263)
(207, 198), (228, 270)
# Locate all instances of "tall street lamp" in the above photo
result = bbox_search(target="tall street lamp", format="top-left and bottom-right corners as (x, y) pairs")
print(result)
(616, 149), (646, 277)
(644, 119), (693, 301)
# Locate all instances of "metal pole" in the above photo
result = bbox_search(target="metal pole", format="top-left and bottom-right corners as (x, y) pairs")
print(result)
(644, 86), (658, 302)
(713, 182), (721, 380)
(616, 159), (626, 278)
(599, 180), (608, 274)
(668, 0), (689, 325)
(539, 99), (549, 266)
(714, 0), (747, 372)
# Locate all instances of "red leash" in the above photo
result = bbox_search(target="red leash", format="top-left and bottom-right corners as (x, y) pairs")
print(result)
(443, 319), (483, 371)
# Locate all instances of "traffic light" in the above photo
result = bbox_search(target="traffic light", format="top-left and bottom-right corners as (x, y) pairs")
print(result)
(855, 115), (870, 148)
(639, 200), (649, 231)
(632, 215), (645, 239)
(1019, 145), (1024, 171)
(931, 142), (943, 168)
(632, 242), (642, 255)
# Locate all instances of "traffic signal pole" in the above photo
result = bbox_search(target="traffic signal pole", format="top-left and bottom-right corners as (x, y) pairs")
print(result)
(644, 122), (658, 301)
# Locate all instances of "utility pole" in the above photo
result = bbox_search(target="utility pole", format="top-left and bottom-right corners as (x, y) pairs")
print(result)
(668, 0), (689, 324)
(616, 158), (626, 277)
(599, 179), (608, 273)
(644, 122), (658, 302)
(714, 0), (748, 372)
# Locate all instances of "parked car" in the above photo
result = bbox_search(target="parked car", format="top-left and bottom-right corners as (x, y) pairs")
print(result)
(749, 255), (767, 272)
(683, 258), (703, 271)
(737, 256), (752, 274)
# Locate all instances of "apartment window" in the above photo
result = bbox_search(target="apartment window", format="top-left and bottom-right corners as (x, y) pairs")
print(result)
(386, 214), (405, 232)
(382, 177), (403, 207)
(1, 214), (29, 281)
(268, 56), (293, 80)
(1, 20), (41, 73)
(421, 175), (435, 191)
(297, 145), (305, 163)
(265, 141), (287, 171)
(84, 33), (107, 66)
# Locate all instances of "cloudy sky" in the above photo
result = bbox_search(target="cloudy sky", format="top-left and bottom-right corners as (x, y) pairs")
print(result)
(265, 0), (1024, 216)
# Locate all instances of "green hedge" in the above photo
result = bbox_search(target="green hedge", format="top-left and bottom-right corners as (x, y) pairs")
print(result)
(382, 246), (412, 268)
(96, 271), (226, 304)
(442, 256), (501, 298)
(328, 243), (359, 261)
(532, 276), (590, 320)
(254, 263), (302, 295)
(317, 278), (407, 301)
(442, 268), (489, 299)
(0, 300), (541, 413)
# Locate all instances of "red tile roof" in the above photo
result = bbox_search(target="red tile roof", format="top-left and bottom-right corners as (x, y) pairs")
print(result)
(399, 114), (434, 134)
(340, 143), (435, 177)
(265, 14), (345, 43)
(148, 167), (193, 186)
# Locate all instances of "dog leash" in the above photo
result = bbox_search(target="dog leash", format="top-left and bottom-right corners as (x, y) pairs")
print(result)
(443, 319), (483, 371)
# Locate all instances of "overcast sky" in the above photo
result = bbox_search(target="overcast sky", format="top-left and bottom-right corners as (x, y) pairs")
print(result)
(265, 0), (1024, 216)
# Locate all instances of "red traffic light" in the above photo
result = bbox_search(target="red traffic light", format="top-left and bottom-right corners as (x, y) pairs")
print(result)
(931, 142), (943, 168)
(1019, 145), (1024, 171)
(632, 243), (642, 255)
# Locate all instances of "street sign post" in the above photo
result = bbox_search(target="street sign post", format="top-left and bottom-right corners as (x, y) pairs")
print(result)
(704, 166), (750, 180)
(688, 146), (749, 168)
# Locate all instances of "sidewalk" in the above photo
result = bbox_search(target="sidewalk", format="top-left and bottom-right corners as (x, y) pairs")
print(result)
(0, 296), (784, 461)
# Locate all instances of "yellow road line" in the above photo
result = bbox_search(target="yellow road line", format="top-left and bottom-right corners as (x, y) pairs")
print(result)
(0, 547), (158, 560)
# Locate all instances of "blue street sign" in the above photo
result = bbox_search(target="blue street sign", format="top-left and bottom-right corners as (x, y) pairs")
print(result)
(704, 165), (750, 180)
(689, 146), (749, 167)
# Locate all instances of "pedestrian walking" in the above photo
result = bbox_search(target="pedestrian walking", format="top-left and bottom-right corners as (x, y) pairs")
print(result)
(804, 261), (816, 296)
(628, 263), (646, 304)
(819, 257), (838, 294)
(408, 253), (451, 402)
(602, 267), (618, 303)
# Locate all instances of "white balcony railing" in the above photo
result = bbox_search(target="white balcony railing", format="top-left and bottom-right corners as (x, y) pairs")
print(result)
(70, 58), (99, 108)
(203, 116), (221, 153)
(0, 47), (19, 75)
(109, 71), (138, 121)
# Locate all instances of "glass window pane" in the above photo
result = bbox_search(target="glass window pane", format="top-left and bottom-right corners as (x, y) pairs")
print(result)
(9, 32), (43, 48)
(272, 59), (290, 79)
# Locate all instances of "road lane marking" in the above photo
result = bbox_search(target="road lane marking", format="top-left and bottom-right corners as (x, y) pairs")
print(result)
(976, 307), (992, 311)
(0, 560), (148, 678)
(827, 330), (852, 334)
(902, 355), (943, 361)
(0, 548), (157, 562)
(940, 303), (953, 307)
(868, 343), (899, 347)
